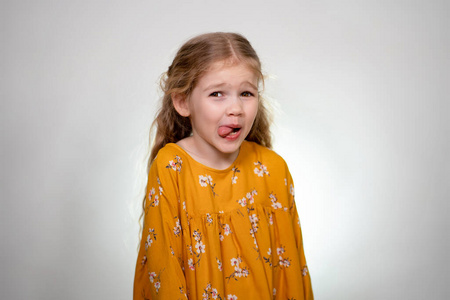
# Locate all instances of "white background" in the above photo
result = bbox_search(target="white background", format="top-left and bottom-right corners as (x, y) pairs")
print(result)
(1, 0), (448, 299)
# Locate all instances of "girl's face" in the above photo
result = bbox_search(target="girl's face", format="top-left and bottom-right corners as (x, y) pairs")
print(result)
(181, 61), (259, 165)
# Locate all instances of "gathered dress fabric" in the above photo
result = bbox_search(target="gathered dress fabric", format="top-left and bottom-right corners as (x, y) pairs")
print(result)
(134, 141), (313, 300)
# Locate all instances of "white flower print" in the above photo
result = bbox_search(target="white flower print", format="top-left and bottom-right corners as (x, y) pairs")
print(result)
(226, 257), (249, 282)
(273, 288), (276, 296)
(249, 214), (258, 225)
(195, 241), (206, 254)
(254, 161), (269, 177)
(277, 246), (285, 256)
(190, 230), (206, 267)
(145, 228), (157, 250)
(237, 196), (247, 207)
(211, 289), (218, 299)
(249, 213), (259, 249)
(230, 258), (239, 267)
(275, 245), (291, 269)
(227, 295), (238, 300)
(290, 183), (295, 196)
(206, 213), (213, 225)
(199, 175), (213, 187)
(284, 178), (287, 186)
(231, 166), (240, 184)
(223, 224), (231, 236)
(263, 248), (272, 266)
(202, 283), (223, 300)
(249, 228), (258, 249)
(149, 271), (156, 282)
(166, 155), (182, 172)
(193, 230), (201, 242)
(269, 193), (282, 209)
(173, 218), (182, 236)
(199, 175), (209, 187)
(216, 258), (223, 271)
(199, 174), (217, 196)
(149, 270), (163, 294)
(188, 258), (195, 271)
(246, 189), (257, 204)
(272, 202), (282, 209)
(302, 265), (309, 276)
(147, 187), (160, 208)
(154, 281), (161, 293)
(236, 189), (260, 256)
(146, 235), (152, 248)
(279, 258), (291, 268)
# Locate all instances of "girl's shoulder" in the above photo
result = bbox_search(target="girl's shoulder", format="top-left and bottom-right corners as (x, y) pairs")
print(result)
(154, 143), (183, 161)
(243, 141), (288, 164)
(149, 143), (187, 174)
(242, 141), (290, 173)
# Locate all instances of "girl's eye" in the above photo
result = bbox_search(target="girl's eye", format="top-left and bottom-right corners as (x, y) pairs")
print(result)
(241, 91), (254, 97)
(209, 92), (223, 97)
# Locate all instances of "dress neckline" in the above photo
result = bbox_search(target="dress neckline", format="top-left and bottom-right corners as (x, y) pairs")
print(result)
(166, 141), (248, 173)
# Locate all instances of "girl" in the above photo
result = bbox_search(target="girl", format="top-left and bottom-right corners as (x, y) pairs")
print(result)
(134, 32), (313, 300)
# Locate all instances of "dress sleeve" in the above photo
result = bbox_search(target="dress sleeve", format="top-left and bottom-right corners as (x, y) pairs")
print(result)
(287, 171), (314, 300)
(133, 156), (187, 300)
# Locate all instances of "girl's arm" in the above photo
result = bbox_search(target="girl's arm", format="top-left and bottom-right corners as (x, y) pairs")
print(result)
(134, 156), (187, 299)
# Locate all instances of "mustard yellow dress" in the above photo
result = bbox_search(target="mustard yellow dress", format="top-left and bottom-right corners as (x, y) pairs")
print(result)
(134, 141), (313, 300)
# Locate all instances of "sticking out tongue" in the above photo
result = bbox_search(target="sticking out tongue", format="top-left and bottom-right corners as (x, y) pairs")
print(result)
(218, 126), (234, 137)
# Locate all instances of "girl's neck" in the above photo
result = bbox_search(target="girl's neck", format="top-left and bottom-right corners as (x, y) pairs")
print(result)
(176, 137), (240, 170)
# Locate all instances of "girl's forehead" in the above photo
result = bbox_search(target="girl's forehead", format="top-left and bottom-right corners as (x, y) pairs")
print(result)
(200, 60), (260, 82)
(198, 62), (258, 86)
(208, 59), (255, 72)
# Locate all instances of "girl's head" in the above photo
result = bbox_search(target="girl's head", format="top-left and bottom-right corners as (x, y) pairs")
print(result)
(150, 32), (272, 162)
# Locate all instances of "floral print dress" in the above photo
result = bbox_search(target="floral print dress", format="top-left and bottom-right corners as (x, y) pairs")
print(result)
(134, 141), (314, 300)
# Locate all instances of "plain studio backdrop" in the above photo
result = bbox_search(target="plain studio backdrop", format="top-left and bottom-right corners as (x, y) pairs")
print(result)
(1, 0), (448, 299)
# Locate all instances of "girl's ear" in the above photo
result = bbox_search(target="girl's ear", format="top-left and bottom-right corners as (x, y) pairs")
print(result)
(172, 93), (190, 117)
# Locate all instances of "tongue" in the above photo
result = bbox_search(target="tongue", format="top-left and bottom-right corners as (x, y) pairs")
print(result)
(218, 126), (234, 137)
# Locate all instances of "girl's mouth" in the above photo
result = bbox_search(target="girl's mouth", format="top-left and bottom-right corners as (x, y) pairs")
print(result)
(218, 126), (241, 138)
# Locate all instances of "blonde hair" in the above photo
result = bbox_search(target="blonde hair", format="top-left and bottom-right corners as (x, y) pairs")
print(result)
(139, 32), (272, 235)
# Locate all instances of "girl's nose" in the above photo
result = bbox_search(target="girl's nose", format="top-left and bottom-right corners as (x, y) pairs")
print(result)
(227, 95), (244, 116)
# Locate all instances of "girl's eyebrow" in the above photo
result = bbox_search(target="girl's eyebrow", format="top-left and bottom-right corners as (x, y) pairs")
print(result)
(203, 83), (227, 92)
(203, 81), (258, 92)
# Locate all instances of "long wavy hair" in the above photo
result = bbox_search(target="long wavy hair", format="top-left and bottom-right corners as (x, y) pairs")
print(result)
(140, 32), (272, 222)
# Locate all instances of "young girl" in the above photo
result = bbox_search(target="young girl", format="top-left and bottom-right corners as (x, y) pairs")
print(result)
(134, 32), (313, 300)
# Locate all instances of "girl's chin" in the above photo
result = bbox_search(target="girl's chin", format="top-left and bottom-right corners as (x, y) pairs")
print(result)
(216, 140), (244, 154)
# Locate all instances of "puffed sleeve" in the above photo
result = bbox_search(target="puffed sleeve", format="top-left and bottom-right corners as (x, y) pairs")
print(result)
(133, 154), (187, 299)
(286, 170), (314, 300)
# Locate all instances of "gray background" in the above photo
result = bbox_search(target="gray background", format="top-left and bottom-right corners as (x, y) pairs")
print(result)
(1, 0), (449, 299)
